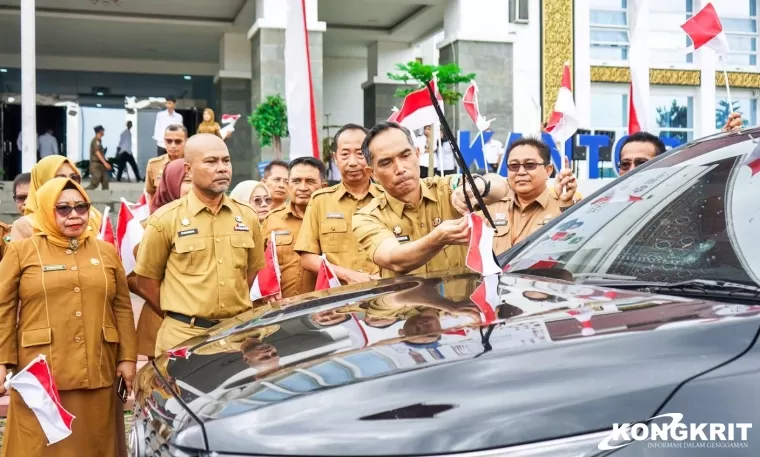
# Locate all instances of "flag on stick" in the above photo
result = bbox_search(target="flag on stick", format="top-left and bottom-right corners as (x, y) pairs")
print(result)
(545, 62), (579, 157)
(250, 232), (282, 300)
(315, 255), (341, 290)
(116, 198), (144, 275)
(97, 206), (116, 246)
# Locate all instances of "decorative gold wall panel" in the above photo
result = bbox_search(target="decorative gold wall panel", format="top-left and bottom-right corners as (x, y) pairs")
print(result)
(542, 0), (574, 122)
(717, 72), (760, 88)
(590, 67), (701, 86)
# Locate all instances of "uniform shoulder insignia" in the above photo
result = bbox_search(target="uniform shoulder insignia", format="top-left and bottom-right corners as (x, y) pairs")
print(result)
(311, 185), (338, 198)
(151, 199), (183, 220)
(360, 197), (384, 214)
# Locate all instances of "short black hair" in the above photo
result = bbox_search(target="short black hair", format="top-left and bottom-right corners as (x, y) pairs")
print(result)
(127, 121), (133, 128)
(505, 136), (551, 164)
(332, 123), (369, 153)
(165, 123), (187, 136)
(289, 156), (326, 181)
(94, 125), (104, 134)
(13, 172), (30, 196)
(361, 122), (415, 164)
(166, 95), (177, 103)
(264, 160), (290, 178)
(621, 131), (666, 156)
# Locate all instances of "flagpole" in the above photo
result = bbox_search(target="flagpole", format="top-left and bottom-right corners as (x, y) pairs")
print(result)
(719, 54), (733, 112)
(479, 130), (487, 173)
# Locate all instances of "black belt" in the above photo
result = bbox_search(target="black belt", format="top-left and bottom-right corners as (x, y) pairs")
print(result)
(166, 312), (219, 329)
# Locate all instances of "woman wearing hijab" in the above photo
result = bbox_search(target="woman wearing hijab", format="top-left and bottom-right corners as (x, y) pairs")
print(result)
(197, 108), (222, 138)
(129, 160), (191, 358)
(10, 155), (103, 241)
(0, 178), (137, 457)
(230, 180), (273, 224)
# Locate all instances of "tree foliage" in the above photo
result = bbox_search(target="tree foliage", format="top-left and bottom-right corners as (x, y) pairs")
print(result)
(715, 100), (748, 130)
(656, 99), (690, 144)
(248, 94), (289, 148)
(387, 62), (476, 106)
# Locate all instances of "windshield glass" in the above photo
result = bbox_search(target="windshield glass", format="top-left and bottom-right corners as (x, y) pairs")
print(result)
(500, 131), (760, 287)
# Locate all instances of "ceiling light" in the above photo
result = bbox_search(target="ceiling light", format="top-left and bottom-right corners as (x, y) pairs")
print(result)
(96, 103), (102, 107)
(7, 97), (14, 103)
(96, 92), (104, 96)
(183, 75), (192, 80)
(0, 68), (7, 73)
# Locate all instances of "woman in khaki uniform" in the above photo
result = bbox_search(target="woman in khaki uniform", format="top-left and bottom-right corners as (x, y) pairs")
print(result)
(196, 108), (223, 138)
(129, 159), (192, 358)
(0, 178), (137, 457)
(10, 155), (103, 241)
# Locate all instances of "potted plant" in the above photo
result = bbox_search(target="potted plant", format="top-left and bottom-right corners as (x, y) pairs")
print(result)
(248, 94), (289, 160)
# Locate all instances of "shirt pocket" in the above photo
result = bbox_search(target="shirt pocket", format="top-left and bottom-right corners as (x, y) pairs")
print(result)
(21, 328), (52, 348)
(275, 233), (294, 262)
(173, 238), (207, 274)
(320, 220), (348, 253)
(230, 235), (255, 269)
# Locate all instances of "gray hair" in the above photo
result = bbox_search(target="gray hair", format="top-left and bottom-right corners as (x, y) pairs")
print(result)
(165, 123), (188, 137)
(361, 122), (415, 165)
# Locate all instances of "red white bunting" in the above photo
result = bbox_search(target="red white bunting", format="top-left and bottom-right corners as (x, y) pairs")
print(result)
(465, 213), (501, 276)
(250, 232), (281, 300)
(315, 255), (341, 290)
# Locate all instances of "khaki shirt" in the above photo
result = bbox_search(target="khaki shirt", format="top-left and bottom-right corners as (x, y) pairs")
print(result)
(261, 203), (316, 298)
(145, 154), (171, 197)
(134, 190), (265, 321)
(294, 181), (382, 275)
(487, 187), (571, 254)
(0, 221), (9, 262)
(90, 137), (104, 167)
(353, 176), (466, 279)
(0, 238), (137, 391)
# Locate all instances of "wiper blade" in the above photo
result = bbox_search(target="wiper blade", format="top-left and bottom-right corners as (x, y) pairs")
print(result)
(587, 278), (760, 299)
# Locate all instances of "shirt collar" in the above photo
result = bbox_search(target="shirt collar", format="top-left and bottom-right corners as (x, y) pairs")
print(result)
(285, 202), (305, 220)
(506, 186), (551, 210)
(335, 180), (381, 200)
(187, 189), (235, 216)
(386, 179), (437, 218)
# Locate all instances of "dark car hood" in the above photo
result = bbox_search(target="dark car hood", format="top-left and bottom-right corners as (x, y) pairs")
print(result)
(135, 270), (760, 455)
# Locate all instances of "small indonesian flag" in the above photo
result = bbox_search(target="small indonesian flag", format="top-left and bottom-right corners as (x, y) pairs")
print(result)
(681, 3), (730, 55)
(315, 255), (341, 290)
(390, 80), (444, 131)
(503, 256), (558, 273)
(470, 274), (499, 325)
(220, 114), (242, 139)
(250, 231), (281, 300)
(567, 308), (596, 336)
(742, 144), (760, 176)
(463, 82), (493, 132)
(97, 206), (116, 246)
(545, 62), (579, 148)
(166, 347), (191, 359)
(465, 213), (501, 276)
(3, 355), (75, 444)
(129, 192), (150, 222)
(221, 114), (241, 125)
(116, 198), (144, 275)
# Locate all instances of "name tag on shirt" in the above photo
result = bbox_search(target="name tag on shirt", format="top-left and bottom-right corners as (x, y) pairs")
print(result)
(43, 265), (67, 272)
(396, 235), (411, 242)
(326, 213), (344, 219)
(274, 230), (291, 236)
(234, 224), (250, 232)
(494, 219), (508, 227)
(178, 228), (199, 237)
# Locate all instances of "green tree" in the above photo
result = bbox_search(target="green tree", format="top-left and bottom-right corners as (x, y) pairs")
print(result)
(715, 100), (748, 130)
(248, 94), (288, 160)
(387, 61), (476, 107)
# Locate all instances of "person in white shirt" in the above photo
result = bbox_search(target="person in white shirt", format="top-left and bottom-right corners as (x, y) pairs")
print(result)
(419, 124), (457, 177)
(482, 128), (504, 173)
(116, 121), (142, 182)
(152, 96), (183, 156)
(37, 129), (59, 159)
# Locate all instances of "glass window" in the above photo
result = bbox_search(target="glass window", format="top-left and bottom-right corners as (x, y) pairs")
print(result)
(590, 0), (629, 62)
(715, 96), (758, 129)
(713, 0), (758, 67)
(653, 94), (694, 143)
(649, 1), (694, 65)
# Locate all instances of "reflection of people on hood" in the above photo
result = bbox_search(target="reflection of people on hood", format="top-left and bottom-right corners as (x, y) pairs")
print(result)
(309, 309), (351, 327)
(241, 339), (280, 377)
(399, 309), (443, 346)
(523, 290), (568, 303)
(191, 325), (280, 356)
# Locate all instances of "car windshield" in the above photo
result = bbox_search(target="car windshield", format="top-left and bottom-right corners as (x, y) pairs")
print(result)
(499, 130), (760, 288)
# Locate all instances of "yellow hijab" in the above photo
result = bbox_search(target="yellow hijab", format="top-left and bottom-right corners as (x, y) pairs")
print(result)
(25, 155), (102, 233)
(197, 108), (221, 136)
(32, 178), (95, 249)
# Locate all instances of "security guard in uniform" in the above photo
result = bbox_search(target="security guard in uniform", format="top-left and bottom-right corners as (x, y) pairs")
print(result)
(144, 124), (187, 197)
(353, 122), (514, 278)
(487, 137), (578, 253)
(133, 134), (265, 356)
(295, 123), (382, 284)
(262, 157), (326, 298)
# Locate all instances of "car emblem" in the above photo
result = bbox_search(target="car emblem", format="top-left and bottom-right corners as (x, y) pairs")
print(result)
(393, 225), (402, 235)
(181, 218), (190, 227)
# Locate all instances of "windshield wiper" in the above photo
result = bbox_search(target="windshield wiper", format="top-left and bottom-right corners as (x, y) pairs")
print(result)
(585, 278), (760, 302)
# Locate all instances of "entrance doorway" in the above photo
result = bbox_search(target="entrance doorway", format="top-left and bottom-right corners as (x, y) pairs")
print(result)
(0, 104), (66, 180)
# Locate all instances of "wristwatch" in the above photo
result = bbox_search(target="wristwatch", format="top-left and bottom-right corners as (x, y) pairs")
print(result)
(473, 175), (491, 198)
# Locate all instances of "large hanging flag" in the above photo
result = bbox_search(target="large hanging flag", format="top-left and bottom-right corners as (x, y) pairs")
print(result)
(390, 80), (444, 131)
(285, 0), (319, 159)
(681, 3), (729, 55)
(250, 232), (282, 300)
(116, 199), (144, 275)
(465, 213), (502, 276)
(315, 255), (341, 290)
(628, 0), (650, 134)
(545, 62), (579, 153)
(4, 355), (75, 445)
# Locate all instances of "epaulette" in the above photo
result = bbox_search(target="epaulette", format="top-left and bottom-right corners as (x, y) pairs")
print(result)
(311, 184), (340, 198)
(360, 196), (384, 214)
(151, 198), (183, 220)
(147, 156), (165, 164)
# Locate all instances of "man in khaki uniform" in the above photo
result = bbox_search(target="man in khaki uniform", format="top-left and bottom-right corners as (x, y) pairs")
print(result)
(134, 134), (265, 356)
(87, 125), (111, 190)
(262, 157), (326, 298)
(295, 123), (382, 284)
(353, 122), (517, 278)
(487, 137), (579, 253)
(145, 124), (187, 197)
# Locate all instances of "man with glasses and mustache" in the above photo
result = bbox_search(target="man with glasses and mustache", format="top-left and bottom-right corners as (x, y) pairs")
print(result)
(145, 124), (187, 198)
(1, 173), (31, 262)
(488, 137), (578, 253)
(134, 134), (265, 356)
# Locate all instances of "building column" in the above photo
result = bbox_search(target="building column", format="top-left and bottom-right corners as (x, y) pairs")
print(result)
(362, 41), (417, 128)
(248, 0), (325, 177)
(215, 33), (252, 186)
(438, 0), (515, 137)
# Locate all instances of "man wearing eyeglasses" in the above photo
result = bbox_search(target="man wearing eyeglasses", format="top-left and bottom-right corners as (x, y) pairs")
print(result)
(145, 124), (187, 197)
(617, 132), (667, 176)
(487, 137), (578, 254)
(12, 173), (31, 216)
(262, 161), (290, 209)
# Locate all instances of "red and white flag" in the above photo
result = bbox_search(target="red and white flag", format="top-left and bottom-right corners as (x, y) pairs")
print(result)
(628, 0), (650, 134)
(545, 62), (579, 150)
(503, 256), (558, 273)
(250, 232), (281, 300)
(390, 80), (444, 131)
(315, 255), (341, 290)
(463, 82), (493, 132)
(592, 189), (644, 205)
(567, 308), (596, 336)
(128, 192), (150, 222)
(116, 198), (144, 275)
(285, 0), (319, 159)
(4, 355), (75, 444)
(465, 213), (501, 276)
(97, 206), (116, 246)
(166, 347), (191, 359)
(681, 3), (730, 55)
(742, 144), (760, 176)
(221, 114), (241, 125)
(220, 114), (241, 139)
(470, 274), (499, 325)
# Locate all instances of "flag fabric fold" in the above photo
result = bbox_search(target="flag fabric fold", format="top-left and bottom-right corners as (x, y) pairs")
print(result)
(567, 308), (596, 336)
(250, 231), (282, 300)
(470, 274), (499, 325)
(465, 213), (502, 276)
(116, 198), (144, 275)
(463, 82), (493, 132)
(97, 206), (116, 246)
(545, 62), (579, 150)
(315, 255), (341, 290)
(681, 3), (730, 55)
(4, 355), (75, 445)
(128, 193), (150, 223)
(743, 144), (760, 176)
(390, 80), (444, 131)
(503, 256), (559, 273)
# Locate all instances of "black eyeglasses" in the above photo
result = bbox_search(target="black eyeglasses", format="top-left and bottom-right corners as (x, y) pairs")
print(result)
(55, 173), (82, 184)
(506, 162), (549, 173)
(54, 203), (91, 217)
(13, 194), (27, 203)
(618, 158), (649, 171)
(165, 138), (184, 146)
(253, 197), (273, 207)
